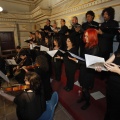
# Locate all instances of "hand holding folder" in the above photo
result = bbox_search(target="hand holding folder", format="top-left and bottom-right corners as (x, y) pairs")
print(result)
(47, 49), (65, 57)
(85, 54), (107, 71)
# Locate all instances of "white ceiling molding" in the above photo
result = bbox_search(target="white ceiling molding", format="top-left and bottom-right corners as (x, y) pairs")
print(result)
(0, 0), (39, 6)
(0, 0), (119, 23)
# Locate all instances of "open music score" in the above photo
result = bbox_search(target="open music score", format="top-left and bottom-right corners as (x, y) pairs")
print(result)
(47, 50), (58, 57)
(34, 45), (49, 52)
(5, 59), (17, 65)
(24, 39), (32, 43)
(46, 50), (85, 60)
(40, 45), (49, 51)
(68, 52), (85, 61)
(85, 54), (107, 71)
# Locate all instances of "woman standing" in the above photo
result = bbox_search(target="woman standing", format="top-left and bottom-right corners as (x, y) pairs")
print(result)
(63, 36), (78, 91)
(96, 49), (120, 120)
(69, 28), (99, 110)
(53, 37), (63, 81)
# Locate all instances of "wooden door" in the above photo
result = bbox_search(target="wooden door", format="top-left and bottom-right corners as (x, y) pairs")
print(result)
(0, 32), (15, 50)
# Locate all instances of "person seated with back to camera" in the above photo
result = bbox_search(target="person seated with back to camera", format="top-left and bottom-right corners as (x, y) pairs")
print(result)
(69, 28), (99, 110)
(22, 55), (53, 101)
(0, 72), (46, 120)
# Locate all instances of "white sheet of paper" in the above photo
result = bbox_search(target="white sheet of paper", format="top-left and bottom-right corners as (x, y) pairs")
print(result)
(74, 81), (80, 87)
(0, 71), (9, 82)
(33, 44), (38, 48)
(90, 91), (105, 100)
(5, 59), (17, 65)
(47, 50), (58, 57)
(40, 45), (49, 52)
(85, 54), (107, 71)
(30, 44), (33, 50)
(68, 52), (85, 61)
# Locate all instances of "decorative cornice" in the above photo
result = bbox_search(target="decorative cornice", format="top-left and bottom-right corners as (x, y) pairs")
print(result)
(51, 0), (113, 18)
(0, 0), (119, 23)
(51, 0), (68, 8)
(1, 0), (39, 6)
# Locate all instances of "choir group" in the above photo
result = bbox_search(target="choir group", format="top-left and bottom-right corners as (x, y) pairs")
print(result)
(0, 6), (120, 120)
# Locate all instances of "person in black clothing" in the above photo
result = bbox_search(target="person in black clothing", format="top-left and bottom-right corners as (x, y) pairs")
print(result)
(44, 19), (52, 36)
(96, 49), (120, 120)
(69, 16), (84, 57)
(15, 50), (32, 84)
(58, 19), (68, 50)
(35, 30), (45, 46)
(69, 28), (99, 110)
(44, 36), (52, 50)
(0, 56), (6, 75)
(56, 35), (78, 91)
(30, 32), (36, 43)
(34, 55), (52, 101)
(64, 36), (78, 91)
(0, 56), (6, 86)
(14, 46), (22, 64)
(82, 10), (99, 31)
(51, 20), (60, 39)
(8, 46), (22, 78)
(97, 7), (119, 60)
(70, 16), (82, 33)
(53, 37), (63, 81)
(0, 72), (46, 120)
(71, 24), (85, 58)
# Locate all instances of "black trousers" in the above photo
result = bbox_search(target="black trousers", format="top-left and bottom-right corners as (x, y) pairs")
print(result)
(65, 64), (77, 89)
(53, 59), (62, 81)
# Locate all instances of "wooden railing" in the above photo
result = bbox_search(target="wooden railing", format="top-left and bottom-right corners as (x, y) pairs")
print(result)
(1, 49), (16, 58)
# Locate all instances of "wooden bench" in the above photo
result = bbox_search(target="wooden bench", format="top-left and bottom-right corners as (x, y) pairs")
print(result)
(1, 49), (16, 58)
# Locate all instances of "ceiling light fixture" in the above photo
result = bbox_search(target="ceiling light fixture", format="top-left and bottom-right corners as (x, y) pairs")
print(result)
(0, 7), (3, 12)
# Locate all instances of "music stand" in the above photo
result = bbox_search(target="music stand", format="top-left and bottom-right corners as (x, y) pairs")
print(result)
(0, 71), (9, 83)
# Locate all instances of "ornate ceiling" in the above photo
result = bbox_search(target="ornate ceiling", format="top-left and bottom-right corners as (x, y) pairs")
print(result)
(0, 0), (66, 22)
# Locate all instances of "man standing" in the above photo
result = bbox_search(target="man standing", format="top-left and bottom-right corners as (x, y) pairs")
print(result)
(58, 19), (68, 50)
(82, 10), (99, 31)
(98, 7), (119, 60)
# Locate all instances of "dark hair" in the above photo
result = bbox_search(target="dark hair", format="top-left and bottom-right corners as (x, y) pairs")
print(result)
(25, 72), (41, 94)
(86, 10), (95, 19)
(35, 30), (40, 34)
(73, 16), (78, 21)
(45, 36), (51, 45)
(35, 55), (49, 71)
(102, 7), (115, 20)
(61, 19), (65, 22)
(19, 49), (28, 56)
(53, 37), (61, 47)
(16, 46), (21, 49)
(67, 35), (76, 46)
(47, 19), (51, 23)
(29, 32), (33, 34)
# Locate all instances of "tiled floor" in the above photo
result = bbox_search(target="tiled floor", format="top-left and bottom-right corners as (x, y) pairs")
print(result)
(0, 78), (74, 120)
